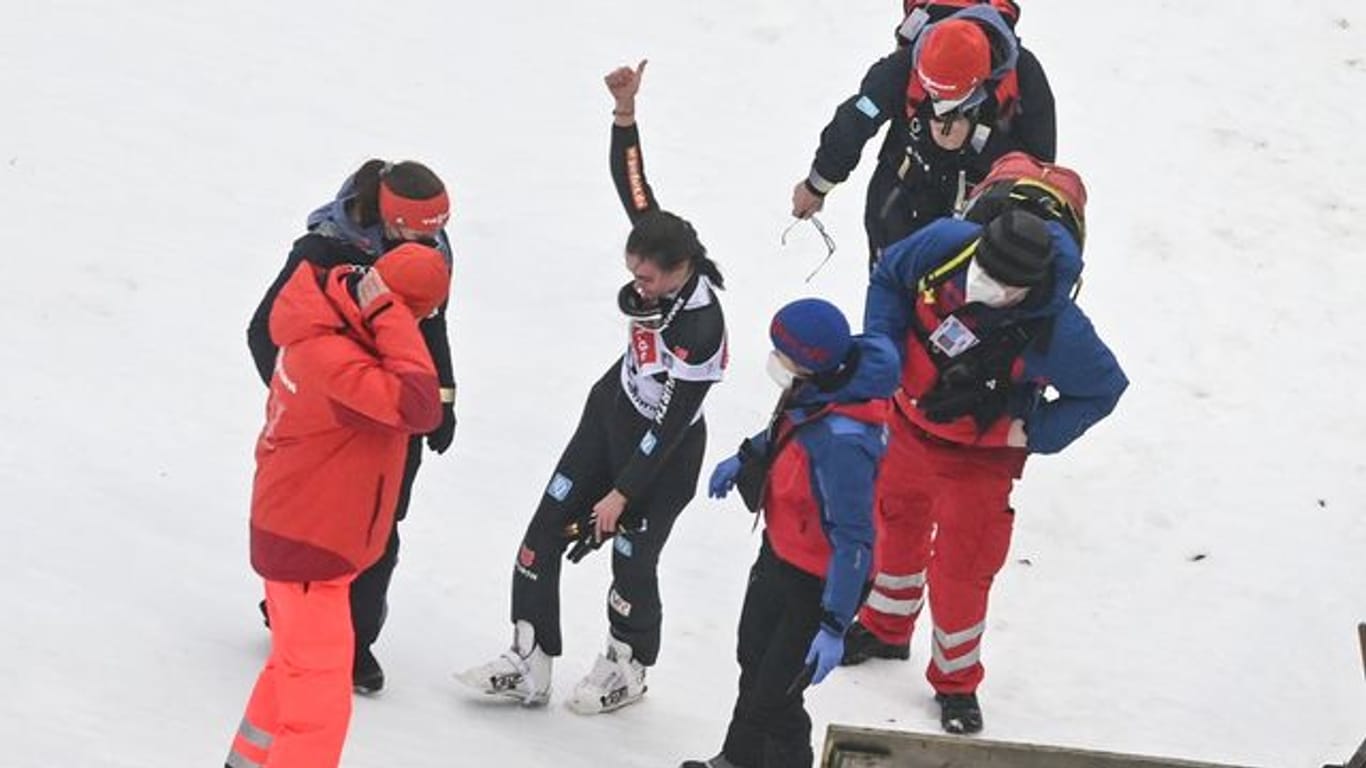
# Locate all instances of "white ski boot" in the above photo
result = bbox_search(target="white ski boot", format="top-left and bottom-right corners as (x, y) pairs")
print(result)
(566, 636), (647, 715)
(455, 620), (552, 706)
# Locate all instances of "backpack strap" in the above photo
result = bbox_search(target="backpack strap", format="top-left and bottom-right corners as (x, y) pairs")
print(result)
(917, 238), (979, 306)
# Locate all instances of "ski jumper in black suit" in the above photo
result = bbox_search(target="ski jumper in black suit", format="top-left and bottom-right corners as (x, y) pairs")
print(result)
(509, 121), (727, 665)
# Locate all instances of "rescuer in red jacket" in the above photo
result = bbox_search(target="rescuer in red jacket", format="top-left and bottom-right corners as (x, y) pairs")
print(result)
(225, 242), (449, 768)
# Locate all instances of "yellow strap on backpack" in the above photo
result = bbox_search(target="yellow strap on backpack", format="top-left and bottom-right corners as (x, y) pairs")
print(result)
(916, 240), (978, 305)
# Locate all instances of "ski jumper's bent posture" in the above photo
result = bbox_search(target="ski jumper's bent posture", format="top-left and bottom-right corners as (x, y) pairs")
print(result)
(790, 4), (1055, 267)
(247, 161), (456, 693)
(459, 61), (727, 715)
(850, 209), (1126, 734)
(227, 244), (448, 768)
(683, 299), (898, 768)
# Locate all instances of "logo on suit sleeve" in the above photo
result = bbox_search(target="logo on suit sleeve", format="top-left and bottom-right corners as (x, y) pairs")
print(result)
(547, 473), (573, 502)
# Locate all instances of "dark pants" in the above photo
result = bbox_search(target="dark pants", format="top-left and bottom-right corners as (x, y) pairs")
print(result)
(511, 377), (706, 666)
(721, 542), (826, 768)
(350, 434), (423, 657)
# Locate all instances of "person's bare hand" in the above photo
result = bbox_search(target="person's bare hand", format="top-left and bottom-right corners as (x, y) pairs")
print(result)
(1006, 419), (1028, 449)
(605, 59), (648, 106)
(357, 268), (390, 311)
(592, 489), (629, 542)
(792, 180), (825, 219)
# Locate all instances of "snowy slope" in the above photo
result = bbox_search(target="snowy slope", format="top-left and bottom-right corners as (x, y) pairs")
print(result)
(1, 1), (1363, 766)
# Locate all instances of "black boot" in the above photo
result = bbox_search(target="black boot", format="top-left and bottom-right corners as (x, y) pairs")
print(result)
(353, 647), (385, 695)
(840, 622), (910, 666)
(935, 692), (983, 734)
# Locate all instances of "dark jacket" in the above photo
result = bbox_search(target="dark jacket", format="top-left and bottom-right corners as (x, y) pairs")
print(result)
(607, 122), (727, 499)
(806, 6), (1055, 252)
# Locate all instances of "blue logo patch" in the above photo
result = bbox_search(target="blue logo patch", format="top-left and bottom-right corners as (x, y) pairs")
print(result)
(614, 535), (634, 558)
(856, 95), (881, 119)
(547, 473), (573, 502)
(639, 431), (658, 456)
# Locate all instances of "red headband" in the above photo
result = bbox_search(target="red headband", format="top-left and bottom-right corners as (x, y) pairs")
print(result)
(379, 182), (451, 235)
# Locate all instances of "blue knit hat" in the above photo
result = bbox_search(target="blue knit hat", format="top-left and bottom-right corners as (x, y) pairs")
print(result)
(769, 298), (853, 373)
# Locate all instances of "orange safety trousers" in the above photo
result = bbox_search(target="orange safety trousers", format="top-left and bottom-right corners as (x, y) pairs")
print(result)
(859, 411), (1024, 695)
(227, 576), (355, 768)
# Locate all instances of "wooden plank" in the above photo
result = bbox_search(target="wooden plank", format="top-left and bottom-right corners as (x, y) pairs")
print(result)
(822, 725), (1258, 768)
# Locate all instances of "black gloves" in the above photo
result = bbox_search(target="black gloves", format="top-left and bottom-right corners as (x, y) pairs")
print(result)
(426, 402), (456, 454)
(563, 515), (644, 564)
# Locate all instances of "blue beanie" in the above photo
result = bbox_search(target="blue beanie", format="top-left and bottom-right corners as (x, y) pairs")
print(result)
(769, 298), (853, 373)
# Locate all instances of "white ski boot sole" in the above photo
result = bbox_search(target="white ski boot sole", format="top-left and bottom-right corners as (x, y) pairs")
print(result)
(565, 684), (647, 715)
(453, 669), (551, 707)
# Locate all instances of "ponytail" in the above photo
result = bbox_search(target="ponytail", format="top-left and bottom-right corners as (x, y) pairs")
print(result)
(696, 255), (725, 290)
(350, 158), (388, 228)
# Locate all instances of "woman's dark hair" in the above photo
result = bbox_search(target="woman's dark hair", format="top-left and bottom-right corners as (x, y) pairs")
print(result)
(625, 210), (725, 289)
(348, 159), (446, 228)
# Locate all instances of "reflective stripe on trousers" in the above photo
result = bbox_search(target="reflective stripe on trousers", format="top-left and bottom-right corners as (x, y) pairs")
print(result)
(864, 569), (927, 617)
(931, 621), (985, 675)
(226, 716), (273, 767)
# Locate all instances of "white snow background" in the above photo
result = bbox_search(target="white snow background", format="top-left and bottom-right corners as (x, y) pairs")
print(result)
(1, 1), (1363, 766)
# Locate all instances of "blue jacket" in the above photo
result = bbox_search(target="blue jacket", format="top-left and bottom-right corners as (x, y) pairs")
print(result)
(758, 335), (900, 632)
(865, 217), (1127, 454)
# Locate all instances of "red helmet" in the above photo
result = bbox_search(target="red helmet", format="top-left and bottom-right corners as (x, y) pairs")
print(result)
(914, 19), (991, 112)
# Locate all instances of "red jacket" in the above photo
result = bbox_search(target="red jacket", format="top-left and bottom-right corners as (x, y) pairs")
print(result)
(250, 263), (441, 582)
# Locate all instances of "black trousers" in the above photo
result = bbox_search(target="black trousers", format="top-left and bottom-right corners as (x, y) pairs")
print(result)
(511, 376), (706, 666)
(350, 434), (423, 656)
(721, 542), (826, 768)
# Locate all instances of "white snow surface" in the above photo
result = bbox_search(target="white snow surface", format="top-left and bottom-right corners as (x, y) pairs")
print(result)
(2, 1), (1364, 766)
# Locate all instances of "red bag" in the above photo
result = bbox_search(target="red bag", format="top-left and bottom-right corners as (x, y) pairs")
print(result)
(966, 151), (1088, 248)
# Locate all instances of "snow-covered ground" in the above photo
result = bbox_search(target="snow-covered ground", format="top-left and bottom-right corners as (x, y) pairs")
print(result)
(2, 1), (1363, 766)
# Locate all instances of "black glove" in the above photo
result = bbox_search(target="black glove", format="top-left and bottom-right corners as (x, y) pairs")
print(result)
(565, 519), (604, 564)
(426, 402), (456, 454)
(563, 514), (644, 564)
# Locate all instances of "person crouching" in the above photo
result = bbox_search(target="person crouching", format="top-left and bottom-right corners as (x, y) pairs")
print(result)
(682, 299), (899, 768)
(225, 243), (449, 768)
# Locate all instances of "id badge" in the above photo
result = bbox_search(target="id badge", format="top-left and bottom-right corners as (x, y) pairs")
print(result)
(929, 315), (979, 358)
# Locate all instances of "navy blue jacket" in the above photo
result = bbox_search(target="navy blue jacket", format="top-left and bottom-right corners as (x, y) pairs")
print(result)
(865, 218), (1126, 453)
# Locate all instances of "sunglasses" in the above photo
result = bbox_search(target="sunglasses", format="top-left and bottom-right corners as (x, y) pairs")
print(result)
(781, 215), (838, 283)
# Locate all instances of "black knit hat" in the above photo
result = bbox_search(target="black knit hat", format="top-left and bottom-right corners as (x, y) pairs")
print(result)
(976, 210), (1055, 287)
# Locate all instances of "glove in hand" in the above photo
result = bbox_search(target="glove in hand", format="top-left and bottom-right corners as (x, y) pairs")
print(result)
(427, 402), (456, 454)
(708, 455), (742, 499)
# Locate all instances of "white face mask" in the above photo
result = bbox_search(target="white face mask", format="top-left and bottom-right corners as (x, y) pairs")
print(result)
(766, 350), (798, 390)
(965, 258), (1031, 308)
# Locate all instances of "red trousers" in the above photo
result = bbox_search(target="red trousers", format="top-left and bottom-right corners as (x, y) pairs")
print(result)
(860, 410), (1024, 694)
(227, 576), (354, 768)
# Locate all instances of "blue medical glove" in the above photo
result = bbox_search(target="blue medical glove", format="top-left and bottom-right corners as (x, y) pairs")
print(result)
(804, 627), (844, 685)
(708, 455), (743, 499)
